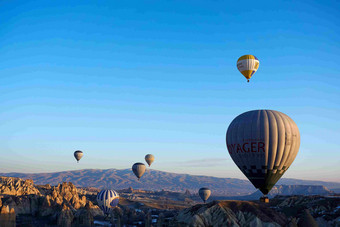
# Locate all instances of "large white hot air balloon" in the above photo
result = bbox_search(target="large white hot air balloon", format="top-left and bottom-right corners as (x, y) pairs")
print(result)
(226, 110), (300, 198)
(96, 189), (119, 215)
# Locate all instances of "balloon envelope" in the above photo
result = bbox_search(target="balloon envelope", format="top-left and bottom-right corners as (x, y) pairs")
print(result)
(237, 55), (259, 82)
(74, 150), (83, 162)
(226, 110), (300, 195)
(96, 190), (119, 215)
(199, 188), (211, 203)
(132, 163), (146, 180)
(145, 154), (155, 167)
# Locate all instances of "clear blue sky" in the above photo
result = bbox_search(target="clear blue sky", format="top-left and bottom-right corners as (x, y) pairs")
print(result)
(0, 0), (339, 182)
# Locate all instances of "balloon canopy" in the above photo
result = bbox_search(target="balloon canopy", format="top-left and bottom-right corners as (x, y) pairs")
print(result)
(226, 110), (300, 195)
(74, 150), (83, 163)
(96, 189), (119, 215)
(237, 55), (259, 82)
(132, 163), (146, 180)
(145, 154), (155, 167)
(198, 188), (211, 203)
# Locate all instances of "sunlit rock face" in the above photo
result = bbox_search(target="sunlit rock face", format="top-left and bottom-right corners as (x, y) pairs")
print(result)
(0, 177), (41, 196)
(174, 200), (287, 227)
(0, 177), (100, 226)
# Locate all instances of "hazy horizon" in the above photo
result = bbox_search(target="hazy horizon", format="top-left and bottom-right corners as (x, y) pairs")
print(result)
(2, 167), (340, 184)
(1, 1), (339, 182)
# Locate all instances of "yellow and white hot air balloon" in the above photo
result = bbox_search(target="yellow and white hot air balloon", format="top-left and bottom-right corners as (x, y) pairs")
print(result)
(237, 55), (259, 82)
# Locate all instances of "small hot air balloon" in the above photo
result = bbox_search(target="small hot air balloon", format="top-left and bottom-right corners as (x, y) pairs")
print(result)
(237, 55), (259, 82)
(74, 150), (83, 163)
(132, 163), (146, 181)
(226, 110), (300, 202)
(145, 154), (155, 167)
(199, 188), (211, 203)
(96, 189), (119, 215)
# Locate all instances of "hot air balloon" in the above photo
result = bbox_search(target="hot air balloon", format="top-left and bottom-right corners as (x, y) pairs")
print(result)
(96, 189), (119, 215)
(74, 150), (83, 163)
(199, 188), (211, 203)
(145, 154), (155, 167)
(237, 55), (259, 82)
(132, 163), (146, 180)
(226, 110), (300, 202)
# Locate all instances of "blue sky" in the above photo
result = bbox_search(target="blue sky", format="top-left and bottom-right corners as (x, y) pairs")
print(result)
(0, 0), (339, 182)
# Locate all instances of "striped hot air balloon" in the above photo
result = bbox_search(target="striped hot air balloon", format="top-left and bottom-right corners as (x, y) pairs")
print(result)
(96, 190), (119, 215)
(226, 110), (300, 197)
(237, 55), (260, 82)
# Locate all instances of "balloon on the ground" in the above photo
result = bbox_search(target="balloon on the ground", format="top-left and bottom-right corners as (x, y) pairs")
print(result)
(145, 154), (155, 167)
(226, 110), (300, 195)
(96, 189), (119, 215)
(237, 55), (259, 82)
(132, 163), (146, 180)
(74, 150), (83, 163)
(199, 188), (211, 203)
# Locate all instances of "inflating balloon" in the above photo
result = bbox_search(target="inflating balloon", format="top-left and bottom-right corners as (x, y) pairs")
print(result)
(96, 189), (119, 215)
(199, 188), (211, 203)
(237, 55), (259, 82)
(74, 150), (83, 163)
(132, 163), (146, 180)
(145, 154), (155, 167)
(226, 110), (300, 196)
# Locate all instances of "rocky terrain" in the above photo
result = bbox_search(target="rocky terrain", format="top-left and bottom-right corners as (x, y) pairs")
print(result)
(2, 168), (340, 196)
(271, 195), (340, 227)
(0, 176), (339, 226)
(173, 200), (287, 226)
(172, 196), (340, 227)
(0, 176), (102, 226)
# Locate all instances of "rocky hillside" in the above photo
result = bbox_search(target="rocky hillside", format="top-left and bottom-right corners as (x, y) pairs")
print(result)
(0, 176), (40, 196)
(2, 169), (340, 196)
(173, 200), (287, 226)
(271, 195), (340, 227)
(0, 177), (102, 226)
(172, 196), (340, 227)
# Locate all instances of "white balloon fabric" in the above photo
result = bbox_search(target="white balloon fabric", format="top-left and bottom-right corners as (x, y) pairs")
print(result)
(96, 190), (119, 215)
(237, 55), (260, 82)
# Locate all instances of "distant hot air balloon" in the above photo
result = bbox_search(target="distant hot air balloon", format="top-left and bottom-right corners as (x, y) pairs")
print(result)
(237, 55), (259, 82)
(226, 110), (300, 201)
(199, 188), (211, 203)
(74, 150), (83, 163)
(132, 163), (146, 181)
(96, 189), (119, 215)
(145, 154), (155, 167)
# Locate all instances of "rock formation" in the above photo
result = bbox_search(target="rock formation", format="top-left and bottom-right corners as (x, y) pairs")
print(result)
(174, 200), (287, 227)
(0, 176), (101, 226)
(0, 177), (40, 196)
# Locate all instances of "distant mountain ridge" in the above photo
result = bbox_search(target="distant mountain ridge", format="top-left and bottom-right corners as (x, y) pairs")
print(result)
(215, 185), (333, 200)
(1, 168), (339, 196)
